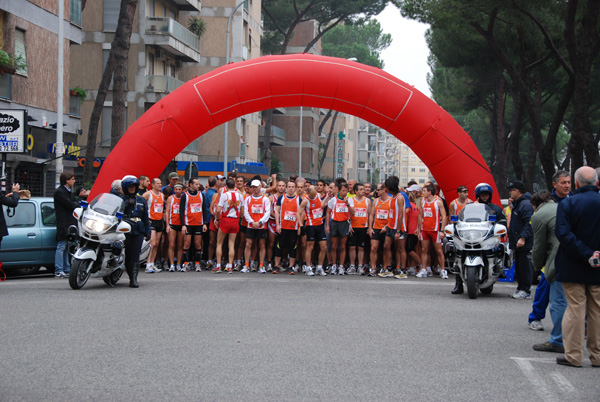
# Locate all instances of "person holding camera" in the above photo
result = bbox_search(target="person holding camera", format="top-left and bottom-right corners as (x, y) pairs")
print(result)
(0, 182), (20, 249)
(120, 175), (151, 288)
(554, 166), (600, 368)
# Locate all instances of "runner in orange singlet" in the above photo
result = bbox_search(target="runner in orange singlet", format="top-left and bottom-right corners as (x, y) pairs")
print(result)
(378, 177), (405, 278)
(449, 185), (473, 217)
(416, 183), (447, 278)
(165, 183), (184, 271)
(297, 185), (329, 276)
(348, 182), (370, 274)
(142, 178), (165, 273)
(325, 182), (353, 275)
(273, 180), (302, 274)
(180, 178), (207, 271)
(243, 180), (271, 273)
(367, 184), (391, 277)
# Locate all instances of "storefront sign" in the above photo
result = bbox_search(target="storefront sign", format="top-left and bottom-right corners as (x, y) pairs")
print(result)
(0, 110), (25, 153)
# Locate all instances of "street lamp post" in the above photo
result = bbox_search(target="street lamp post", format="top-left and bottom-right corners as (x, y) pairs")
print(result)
(223, 0), (247, 176)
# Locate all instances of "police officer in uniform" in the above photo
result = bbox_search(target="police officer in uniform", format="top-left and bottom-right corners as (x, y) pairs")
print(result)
(121, 175), (151, 288)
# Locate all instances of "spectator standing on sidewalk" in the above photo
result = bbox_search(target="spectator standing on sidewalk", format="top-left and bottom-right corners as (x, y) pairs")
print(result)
(529, 190), (566, 354)
(554, 166), (600, 368)
(0, 182), (20, 249)
(53, 172), (80, 278)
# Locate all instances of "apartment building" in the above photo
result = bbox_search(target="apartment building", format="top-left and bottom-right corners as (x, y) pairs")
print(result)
(72, 0), (201, 180)
(0, 0), (83, 196)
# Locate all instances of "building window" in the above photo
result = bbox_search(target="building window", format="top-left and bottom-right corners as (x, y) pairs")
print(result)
(0, 74), (11, 100)
(15, 29), (27, 76)
(248, 28), (252, 51)
(402, 167), (407, 172)
(70, 0), (82, 25)
(420, 168), (426, 172)
(419, 179), (425, 184)
(240, 142), (246, 159)
(103, 0), (120, 31)
(411, 168), (415, 172)
(101, 106), (127, 145)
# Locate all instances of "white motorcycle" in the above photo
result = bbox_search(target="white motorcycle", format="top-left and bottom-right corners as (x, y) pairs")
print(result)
(68, 193), (150, 290)
(443, 203), (507, 299)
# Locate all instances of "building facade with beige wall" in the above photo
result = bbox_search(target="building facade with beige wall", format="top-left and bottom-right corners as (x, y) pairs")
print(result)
(0, 0), (83, 195)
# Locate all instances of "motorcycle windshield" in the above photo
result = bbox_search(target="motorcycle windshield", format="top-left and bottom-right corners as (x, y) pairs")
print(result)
(459, 203), (492, 222)
(88, 193), (125, 216)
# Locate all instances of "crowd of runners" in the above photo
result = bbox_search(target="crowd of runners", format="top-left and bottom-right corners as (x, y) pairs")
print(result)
(123, 171), (501, 281)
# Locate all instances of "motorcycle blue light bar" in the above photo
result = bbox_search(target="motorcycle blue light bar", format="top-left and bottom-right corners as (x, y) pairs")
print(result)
(116, 212), (124, 219)
(489, 215), (497, 222)
(450, 215), (458, 222)
(80, 200), (89, 208)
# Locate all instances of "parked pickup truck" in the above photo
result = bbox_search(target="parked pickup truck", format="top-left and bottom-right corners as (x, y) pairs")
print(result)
(1, 197), (56, 275)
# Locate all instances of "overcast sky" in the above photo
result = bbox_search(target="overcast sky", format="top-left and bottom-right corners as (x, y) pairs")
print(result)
(376, 4), (432, 98)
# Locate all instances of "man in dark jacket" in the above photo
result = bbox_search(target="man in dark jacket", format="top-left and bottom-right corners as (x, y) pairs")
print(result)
(507, 180), (534, 299)
(554, 166), (600, 368)
(54, 172), (80, 278)
(0, 182), (21, 248)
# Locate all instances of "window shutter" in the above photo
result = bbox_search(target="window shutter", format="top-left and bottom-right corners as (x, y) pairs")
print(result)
(15, 29), (27, 75)
(103, 0), (120, 32)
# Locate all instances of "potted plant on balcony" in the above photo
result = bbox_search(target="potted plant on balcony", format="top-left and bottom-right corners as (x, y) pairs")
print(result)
(188, 17), (206, 38)
(70, 86), (87, 100)
(0, 49), (26, 75)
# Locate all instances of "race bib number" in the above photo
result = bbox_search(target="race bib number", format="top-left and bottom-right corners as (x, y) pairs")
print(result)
(355, 207), (367, 218)
(312, 208), (323, 219)
(153, 203), (163, 213)
(424, 208), (433, 218)
(190, 203), (202, 213)
(251, 205), (264, 214)
(284, 211), (297, 221)
(335, 204), (348, 213)
(172, 204), (179, 214)
(376, 209), (389, 220)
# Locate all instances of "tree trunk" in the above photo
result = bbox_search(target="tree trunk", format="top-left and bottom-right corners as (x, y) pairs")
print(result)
(318, 111), (339, 175)
(262, 109), (273, 170)
(111, 0), (138, 148)
(83, 0), (138, 183)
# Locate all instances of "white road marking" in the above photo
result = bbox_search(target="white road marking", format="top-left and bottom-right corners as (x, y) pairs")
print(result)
(511, 357), (578, 401)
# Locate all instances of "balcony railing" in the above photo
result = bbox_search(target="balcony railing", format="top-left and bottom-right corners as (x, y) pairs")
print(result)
(146, 17), (200, 52)
(146, 75), (185, 93)
(271, 125), (286, 141)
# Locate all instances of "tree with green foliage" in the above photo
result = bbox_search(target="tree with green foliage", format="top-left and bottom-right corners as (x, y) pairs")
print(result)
(399, 0), (600, 191)
(261, 0), (397, 172)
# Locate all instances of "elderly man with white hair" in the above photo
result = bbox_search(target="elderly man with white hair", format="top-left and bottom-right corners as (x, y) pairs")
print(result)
(554, 166), (600, 368)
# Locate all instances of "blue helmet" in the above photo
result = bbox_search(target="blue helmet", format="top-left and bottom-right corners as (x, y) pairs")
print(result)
(121, 175), (139, 194)
(475, 183), (493, 198)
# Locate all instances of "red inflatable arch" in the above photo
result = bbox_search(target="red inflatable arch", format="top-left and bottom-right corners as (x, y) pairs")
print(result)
(90, 54), (499, 203)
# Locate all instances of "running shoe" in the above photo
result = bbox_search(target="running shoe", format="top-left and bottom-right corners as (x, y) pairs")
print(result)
(330, 264), (338, 275)
(195, 263), (202, 272)
(207, 260), (214, 270)
(305, 266), (315, 276)
(168, 265), (176, 272)
(213, 267), (223, 274)
(529, 320), (544, 331)
(426, 267), (433, 277)
(378, 269), (394, 278)
(368, 268), (377, 277)
(359, 265), (366, 275)
(267, 263), (273, 273)
(440, 269), (449, 279)
(241, 267), (250, 273)
(288, 269), (296, 275)
(55, 272), (68, 278)
(227, 267), (233, 274)
(416, 269), (428, 278)
(406, 267), (417, 276)
(250, 262), (258, 272)
(315, 266), (327, 276)
(272, 268), (280, 274)
(511, 290), (531, 299)
(394, 270), (408, 279)
(346, 265), (357, 275)
(258, 267), (267, 274)
(145, 265), (155, 274)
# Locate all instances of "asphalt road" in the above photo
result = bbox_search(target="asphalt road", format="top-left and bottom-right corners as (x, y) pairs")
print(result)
(1, 272), (599, 401)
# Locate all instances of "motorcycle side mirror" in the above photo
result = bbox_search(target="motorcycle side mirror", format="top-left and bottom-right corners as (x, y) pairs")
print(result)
(117, 220), (131, 233)
(80, 200), (89, 208)
(494, 224), (507, 237)
(450, 215), (458, 222)
(73, 207), (84, 219)
(444, 224), (455, 236)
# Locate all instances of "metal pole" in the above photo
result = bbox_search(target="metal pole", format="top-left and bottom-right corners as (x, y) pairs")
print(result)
(55, 0), (65, 188)
(299, 106), (303, 175)
(224, 1), (246, 176)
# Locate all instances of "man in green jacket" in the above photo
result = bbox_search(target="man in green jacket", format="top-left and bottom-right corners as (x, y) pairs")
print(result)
(530, 190), (566, 353)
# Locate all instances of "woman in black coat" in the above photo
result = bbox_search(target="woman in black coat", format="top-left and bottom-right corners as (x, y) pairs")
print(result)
(0, 183), (21, 248)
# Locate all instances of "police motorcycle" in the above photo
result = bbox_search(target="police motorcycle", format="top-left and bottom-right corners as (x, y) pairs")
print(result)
(68, 192), (149, 289)
(443, 203), (507, 299)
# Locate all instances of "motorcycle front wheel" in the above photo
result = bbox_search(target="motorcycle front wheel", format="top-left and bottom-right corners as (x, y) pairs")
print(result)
(466, 266), (479, 299)
(69, 259), (93, 289)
